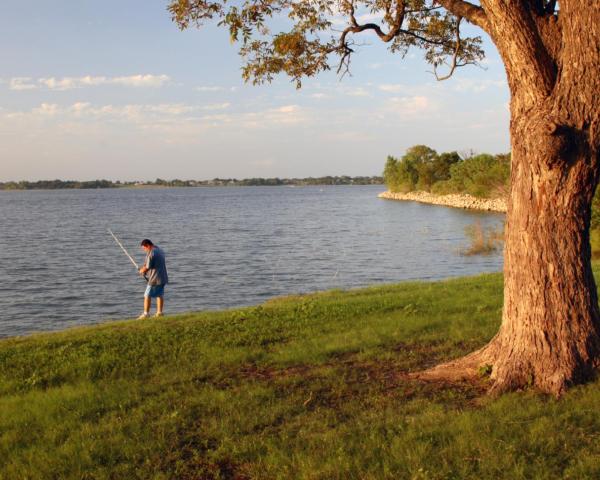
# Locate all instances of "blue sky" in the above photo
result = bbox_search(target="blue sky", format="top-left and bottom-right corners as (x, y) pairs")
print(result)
(0, 1), (510, 181)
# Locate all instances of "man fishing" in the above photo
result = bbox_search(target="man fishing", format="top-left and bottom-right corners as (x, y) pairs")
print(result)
(138, 239), (169, 319)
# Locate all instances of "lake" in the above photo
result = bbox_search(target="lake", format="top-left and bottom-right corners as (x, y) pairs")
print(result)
(0, 185), (504, 337)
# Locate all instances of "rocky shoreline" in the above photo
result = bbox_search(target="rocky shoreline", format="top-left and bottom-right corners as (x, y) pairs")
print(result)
(378, 190), (507, 213)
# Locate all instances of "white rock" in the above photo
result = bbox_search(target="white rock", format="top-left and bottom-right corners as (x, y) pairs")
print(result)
(378, 190), (507, 213)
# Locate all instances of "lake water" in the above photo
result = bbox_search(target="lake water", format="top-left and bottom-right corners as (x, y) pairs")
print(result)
(0, 186), (504, 337)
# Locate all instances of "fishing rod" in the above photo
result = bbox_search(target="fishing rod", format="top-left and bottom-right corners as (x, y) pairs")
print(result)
(108, 229), (147, 279)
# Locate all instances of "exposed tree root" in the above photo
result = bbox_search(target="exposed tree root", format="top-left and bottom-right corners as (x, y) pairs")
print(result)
(410, 343), (494, 384)
(411, 335), (600, 398)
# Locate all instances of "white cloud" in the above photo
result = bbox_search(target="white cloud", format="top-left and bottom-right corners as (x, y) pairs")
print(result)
(265, 104), (305, 123)
(199, 113), (234, 128)
(129, 102), (230, 116)
(274, 104), (299, 114)
(452, 78), (506, 93)
(322, 131), (377, 142)
(195, 86), (224, 92)
(238, 104), (308, 129)
(195, 85), (238, 93)
(69, 102), (92, 114)
(389, 95), (432, 116)
(111, 74), (170, 87)
(32, 103), (60, 116)
(342, 87), (371, 97)
(378, 83), (409, 93)
(39, 77), (84, 90)
(145, 104), (197, 115)
(9, 77), (37, 90)
(0, 101), (312, 146)
(1, 101), (231, 124)
(70, 102), (91, 110)
(356, 12), (383, 23)
(203, 102), (231, 111)
(8, 74), (171, 91)
(328, 10), (382, 27)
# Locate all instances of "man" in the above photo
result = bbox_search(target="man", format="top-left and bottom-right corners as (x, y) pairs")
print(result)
(138, 239), (169, 319)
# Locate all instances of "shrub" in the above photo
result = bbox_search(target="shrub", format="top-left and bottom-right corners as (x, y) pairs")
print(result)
(384, 146), (460, 193)
(383, 154), (419, 192)
(435, 153), (510, 198)
(384, 146), (507, 197)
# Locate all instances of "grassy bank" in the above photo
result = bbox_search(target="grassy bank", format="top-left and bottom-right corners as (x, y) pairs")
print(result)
(1, 272), (600, 479)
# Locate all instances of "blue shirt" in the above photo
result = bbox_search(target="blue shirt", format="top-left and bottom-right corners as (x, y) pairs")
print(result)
(144, 246), (169, 286)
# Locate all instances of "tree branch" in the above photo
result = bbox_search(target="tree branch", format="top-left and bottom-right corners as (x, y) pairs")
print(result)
(336, 0), (406, 73)
(344, 0), (406, 43)
(481, 0), (557, 98)
(436, 0), (490, 31)
(337, 1), (483, 78)
(432, 17), (465, 80)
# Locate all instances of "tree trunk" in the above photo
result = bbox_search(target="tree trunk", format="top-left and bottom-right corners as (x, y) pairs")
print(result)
(417, 114), (600, 396)
(418, 3), (600, 395)
(483, 112), (600, 395)
(482, 2), (600, 395)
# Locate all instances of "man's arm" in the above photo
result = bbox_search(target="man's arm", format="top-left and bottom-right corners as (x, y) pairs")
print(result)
(139, 250), (152, 275)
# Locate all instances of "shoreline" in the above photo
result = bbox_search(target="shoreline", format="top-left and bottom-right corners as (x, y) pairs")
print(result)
(378, 190), (507, 213)
(0, 184), (385, 192)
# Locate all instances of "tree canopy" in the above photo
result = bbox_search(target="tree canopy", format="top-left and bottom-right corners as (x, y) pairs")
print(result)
(167, 0), (499, 86)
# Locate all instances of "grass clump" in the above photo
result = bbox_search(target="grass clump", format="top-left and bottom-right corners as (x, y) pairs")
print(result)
(1, 269), (600, 479)
(462, 220), (504, 256)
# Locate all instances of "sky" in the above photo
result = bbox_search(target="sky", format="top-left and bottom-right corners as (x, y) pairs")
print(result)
(0, 1), (510, 181)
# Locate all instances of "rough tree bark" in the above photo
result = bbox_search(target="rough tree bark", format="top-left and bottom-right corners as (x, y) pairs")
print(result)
(419, 1), (600, 395)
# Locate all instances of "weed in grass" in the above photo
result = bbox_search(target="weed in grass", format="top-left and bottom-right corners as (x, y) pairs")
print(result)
(591, 228), (600, 259)
(478, 364), (493, 378)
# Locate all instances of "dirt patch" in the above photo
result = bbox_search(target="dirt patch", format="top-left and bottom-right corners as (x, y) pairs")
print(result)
(156, 433), (250, 480)
(232, 343), (487, 408)
(188, 341), (489, 408)
(238, 363), (312, 381)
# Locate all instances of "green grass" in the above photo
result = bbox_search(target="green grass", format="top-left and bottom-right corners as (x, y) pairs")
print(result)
(591, 229), (600, 259)
(1, 271), (600, 479)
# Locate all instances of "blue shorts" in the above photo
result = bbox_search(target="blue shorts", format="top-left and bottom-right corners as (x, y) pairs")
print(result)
(144, 284), (165, 298)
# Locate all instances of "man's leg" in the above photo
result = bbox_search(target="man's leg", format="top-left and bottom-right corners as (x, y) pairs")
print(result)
(138, 296), (151, 319)
(156, 296), (164, 316)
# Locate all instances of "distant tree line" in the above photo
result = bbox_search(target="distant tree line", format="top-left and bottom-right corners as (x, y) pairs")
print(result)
(383, 145), (511, 199)
(0, 176), (383, 190)
(0, 179), (117, 190)
(197, 176), (383, 186)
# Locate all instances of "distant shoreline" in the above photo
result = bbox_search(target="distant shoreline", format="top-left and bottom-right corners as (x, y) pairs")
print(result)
(0, 177), (384, 191)
(378, 190), (507, 213)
